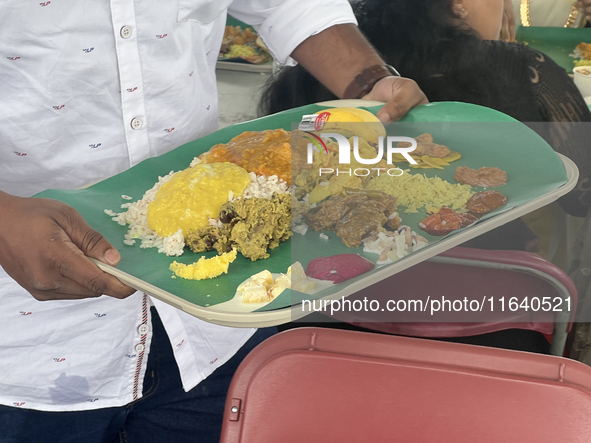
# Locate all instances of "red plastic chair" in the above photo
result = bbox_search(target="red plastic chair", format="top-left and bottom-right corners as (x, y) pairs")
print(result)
(329, 247), (577, 356)
(220, 327), (591, 443)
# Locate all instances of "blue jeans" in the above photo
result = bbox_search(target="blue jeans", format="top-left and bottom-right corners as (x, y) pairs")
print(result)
(0, 308), (277, 443)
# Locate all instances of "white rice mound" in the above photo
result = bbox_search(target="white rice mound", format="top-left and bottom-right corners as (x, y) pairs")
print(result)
(105, 158), (290, 256)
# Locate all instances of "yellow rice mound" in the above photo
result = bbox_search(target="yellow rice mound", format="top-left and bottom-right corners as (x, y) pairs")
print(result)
(366, 171), (473, 213)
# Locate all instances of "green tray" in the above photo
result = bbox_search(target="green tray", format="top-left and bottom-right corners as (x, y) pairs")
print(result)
(516, 26), (591, 73)
(35, 101), (573, 327)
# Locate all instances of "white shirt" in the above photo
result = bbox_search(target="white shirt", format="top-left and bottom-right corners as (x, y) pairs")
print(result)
(0, 0), (356, 411)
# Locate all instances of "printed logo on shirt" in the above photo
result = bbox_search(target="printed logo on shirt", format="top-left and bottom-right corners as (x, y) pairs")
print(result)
(125, 354), (137, 358)
(7, 57), (20, 61)
(83, 48), (94, 53)
(164, 128), (175, 133)
(13, 402), (25, 407)
(189, 71), (194, 77)
(13, 151), (27, 157)
(19, 311), (32, 316)
(176, 339), (184, 348)
(87, 398), (99, 403)
(209, 358), (218, 365)
(39, 1), (51, 6)
(155, 34), (168, 39)
(89, 143), (102, 149)
(94, 313), (106, 317)
(53, 358), (66, 362)
(53, 105), (65, 110)
(127, 87), (137, 92)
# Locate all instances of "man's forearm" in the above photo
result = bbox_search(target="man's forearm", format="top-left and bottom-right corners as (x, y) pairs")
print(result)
(291, 24), (386, 98)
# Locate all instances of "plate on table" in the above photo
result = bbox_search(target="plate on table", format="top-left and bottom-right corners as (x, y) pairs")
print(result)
(216, 16), (273, 73)
(35, 101), (575, 327)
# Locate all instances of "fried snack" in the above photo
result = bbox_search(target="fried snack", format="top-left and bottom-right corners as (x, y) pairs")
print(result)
(393, 133), (459, 169)
(186, 193), (291, 261)
(454, 166), (507, 188)
(305, 191), (401, 248)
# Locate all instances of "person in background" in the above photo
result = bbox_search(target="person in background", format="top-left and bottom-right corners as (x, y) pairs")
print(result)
(513, 0), (588, 28)
(260, 0), (591, 228)
(0, 1), (427, 442)
(578, 0), (591, 24)
(261, 0), (591, 358)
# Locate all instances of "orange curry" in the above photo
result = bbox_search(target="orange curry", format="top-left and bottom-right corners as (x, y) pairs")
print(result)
(200, 129), (293, 184)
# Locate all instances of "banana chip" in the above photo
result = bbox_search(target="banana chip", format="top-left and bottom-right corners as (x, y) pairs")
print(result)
(392, 137), (461, 169)
(421, 155), (444, 169)
(442, 151), (462, 162)
(397, 150), (461, 169)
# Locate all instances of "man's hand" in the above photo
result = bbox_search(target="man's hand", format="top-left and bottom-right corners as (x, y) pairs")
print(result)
(578, 0), (591, 23)
(0, 192), (136, 301)
(291, 24), (428, 122)
(500, 0), (516, 42)
(362, 76), (428, 123)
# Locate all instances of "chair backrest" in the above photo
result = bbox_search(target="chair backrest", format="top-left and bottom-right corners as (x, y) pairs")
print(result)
(331, 247), (578, 338)
(220, 327), (591, 443)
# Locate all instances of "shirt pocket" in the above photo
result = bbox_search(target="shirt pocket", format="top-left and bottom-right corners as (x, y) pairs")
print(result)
(177, 0), (234, 25)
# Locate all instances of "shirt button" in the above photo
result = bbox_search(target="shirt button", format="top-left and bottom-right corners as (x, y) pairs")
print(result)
(130, 118), (143, 130)
(120, 26), (132, 39)
(138, 324), (149, 335)
(135, 343), (145, 353)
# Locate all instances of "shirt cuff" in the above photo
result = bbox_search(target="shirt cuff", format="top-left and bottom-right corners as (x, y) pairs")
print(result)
(229, 0), (357, 66)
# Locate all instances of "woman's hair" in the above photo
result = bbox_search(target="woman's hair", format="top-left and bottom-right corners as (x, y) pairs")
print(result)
(258, 0), (504, 116)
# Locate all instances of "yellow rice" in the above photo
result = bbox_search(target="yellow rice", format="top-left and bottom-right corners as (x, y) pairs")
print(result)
(366, 171), (473, 213)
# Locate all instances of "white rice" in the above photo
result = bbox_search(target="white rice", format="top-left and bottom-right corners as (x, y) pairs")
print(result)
(105, 160), (290, 256)
(238, 172), (289, 200)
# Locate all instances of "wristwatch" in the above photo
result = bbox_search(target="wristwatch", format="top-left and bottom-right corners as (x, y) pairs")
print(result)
(342, 64), (400, 100)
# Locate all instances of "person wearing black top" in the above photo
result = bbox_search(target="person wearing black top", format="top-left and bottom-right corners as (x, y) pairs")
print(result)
(259, 0), (591, 227)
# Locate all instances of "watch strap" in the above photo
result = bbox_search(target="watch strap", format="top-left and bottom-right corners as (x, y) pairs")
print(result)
(342, 64), (400, 100)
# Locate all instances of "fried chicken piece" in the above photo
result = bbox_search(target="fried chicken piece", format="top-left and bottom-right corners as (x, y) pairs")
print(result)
(454, 166), (507, 188)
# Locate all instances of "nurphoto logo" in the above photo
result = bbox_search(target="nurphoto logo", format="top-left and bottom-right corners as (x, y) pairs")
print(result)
(299, 114), (418, 177)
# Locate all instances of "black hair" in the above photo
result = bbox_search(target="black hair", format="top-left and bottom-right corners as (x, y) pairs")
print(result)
(258, 0), (507, 116)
